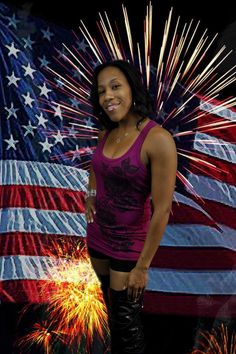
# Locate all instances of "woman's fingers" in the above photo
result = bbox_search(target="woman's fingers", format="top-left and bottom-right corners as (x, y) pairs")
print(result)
(86, 206), (96, 223)
(86, 209), (93, 223)
(134, 288), (143, 300)
(128, 286), (144, 301)
(91, 206), (96, 215)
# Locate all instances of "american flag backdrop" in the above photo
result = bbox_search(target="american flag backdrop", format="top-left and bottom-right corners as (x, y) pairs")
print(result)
(147, 99), (236, 318)
(0, 1), (93, 303)
(0, 0), (236, 323)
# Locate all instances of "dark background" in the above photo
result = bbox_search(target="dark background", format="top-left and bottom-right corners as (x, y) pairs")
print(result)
(3, 0), (236, 34)
(1, 1), (236, 353)
(4, 0), (236, 96)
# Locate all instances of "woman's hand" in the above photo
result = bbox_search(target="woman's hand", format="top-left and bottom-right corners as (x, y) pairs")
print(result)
(126, 266), (148, 301)
(85, 196), (96, 223)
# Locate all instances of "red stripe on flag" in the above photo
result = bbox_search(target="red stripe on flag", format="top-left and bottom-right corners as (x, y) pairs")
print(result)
(1, 234), (235, 270)
(151, 247), (236, 270)
(0, 185), (86, 212)
(170, 200), (236, 229)
(0, 280), (68, 303)
(188, 152), (236, 185)
(197, 112), (236, 142)
(0, 233), (86, 257)
(144, 292), (236, 317)
(2, 280), (234, 318)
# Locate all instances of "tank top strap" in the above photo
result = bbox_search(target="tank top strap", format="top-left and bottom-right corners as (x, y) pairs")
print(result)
(135, 119), (158, 148)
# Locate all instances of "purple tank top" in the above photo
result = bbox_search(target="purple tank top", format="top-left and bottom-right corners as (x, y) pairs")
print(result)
(86, 119), (158, 260)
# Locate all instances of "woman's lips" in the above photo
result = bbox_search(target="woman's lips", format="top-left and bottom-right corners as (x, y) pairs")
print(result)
(107, 104), (119, 112)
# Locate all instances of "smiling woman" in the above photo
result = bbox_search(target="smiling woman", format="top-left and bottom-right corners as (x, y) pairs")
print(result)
(90, 60), (155, 130)
(98, 67), (133, 120)
(2, 1), (235, 353)
(85, 59), (177, 353)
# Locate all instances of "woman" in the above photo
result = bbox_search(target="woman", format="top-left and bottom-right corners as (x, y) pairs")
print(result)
(85, 60), (177, 354)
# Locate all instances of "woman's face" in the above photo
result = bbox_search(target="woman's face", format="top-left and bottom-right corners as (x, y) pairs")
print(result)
(97, 66), (133, 122)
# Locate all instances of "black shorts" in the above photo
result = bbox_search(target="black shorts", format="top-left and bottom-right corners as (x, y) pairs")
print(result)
(87, 247), (136, 272)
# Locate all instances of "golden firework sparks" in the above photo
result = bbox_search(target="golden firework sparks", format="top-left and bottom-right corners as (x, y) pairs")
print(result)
(17, 320), (67, 354)
(191, 323), (236, 354)
(17, 241), (109, 353)
(40, 1), (236, 213)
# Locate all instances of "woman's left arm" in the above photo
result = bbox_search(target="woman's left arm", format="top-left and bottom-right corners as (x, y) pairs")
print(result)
(127, 127), (177, 299)
(136, 127), (177, 270)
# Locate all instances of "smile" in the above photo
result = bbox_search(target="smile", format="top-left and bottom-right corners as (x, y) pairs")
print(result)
(107, 103), (120, 112)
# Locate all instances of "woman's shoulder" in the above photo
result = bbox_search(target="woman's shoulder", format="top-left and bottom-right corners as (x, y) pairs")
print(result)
(146, 123), (176, 155)
(148, 122), (173, 139)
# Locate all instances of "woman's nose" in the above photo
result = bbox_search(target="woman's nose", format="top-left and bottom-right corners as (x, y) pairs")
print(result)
(104, 88), (114, 100)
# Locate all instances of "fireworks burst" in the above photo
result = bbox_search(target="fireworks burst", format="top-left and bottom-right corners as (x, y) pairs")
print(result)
(17, 240), (108, 353)
(42, 1), (236, 194)
(17, 320), (66, 354)
(191, 323), (236, 354)
(43, 252), (108, 346)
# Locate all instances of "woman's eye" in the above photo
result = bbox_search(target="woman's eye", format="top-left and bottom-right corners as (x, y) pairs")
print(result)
(112, 84), (120, 90)
(98, 91), (104, 95)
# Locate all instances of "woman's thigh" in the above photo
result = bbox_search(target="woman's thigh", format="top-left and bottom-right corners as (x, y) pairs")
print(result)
(88, 247), (110, 276)
(88, 248), (137, 287)
(110, 258), (136, 290)
(110, 269), (129, 290)
(90, 256), (110, 276)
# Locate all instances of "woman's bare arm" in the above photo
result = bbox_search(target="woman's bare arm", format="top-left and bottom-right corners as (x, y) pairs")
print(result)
(136, 126), (177, 270)
(126, 126), (177, 300)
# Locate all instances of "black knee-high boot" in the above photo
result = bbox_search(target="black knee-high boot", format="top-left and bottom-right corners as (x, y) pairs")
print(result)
(110, 289), (146, 354)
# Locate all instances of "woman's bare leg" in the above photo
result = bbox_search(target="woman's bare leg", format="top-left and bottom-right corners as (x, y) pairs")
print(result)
(110, 269), (129, 290)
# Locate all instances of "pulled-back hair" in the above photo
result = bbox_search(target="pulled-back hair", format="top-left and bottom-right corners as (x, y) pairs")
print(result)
(90, 60), (155, 130)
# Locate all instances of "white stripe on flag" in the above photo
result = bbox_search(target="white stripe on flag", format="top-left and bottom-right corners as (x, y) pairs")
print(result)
(147, 267), (236, 295)
(174, 191), (214, 218)
(200, 101), (236, 121)
(162, 224), (236, 251)
(194, 132), (236, 164)
(0, 160), (88, 191)
(0, 208), (86, 236)
(187, 173), (236, 208)
(1, 255), (236, 295)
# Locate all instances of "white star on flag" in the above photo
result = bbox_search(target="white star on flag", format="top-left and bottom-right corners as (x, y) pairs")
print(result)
(37, 82), (52, 98)
(22, 92), (35, 108)
(5, 41), (20, 58)
(4, 134), (19, 150)
(22, 62), (36, 79)
(4, 102), (19, 119)
(35, 112), (48, 128)
(39, 137), (54, 152)
(6, 71), (21, 87)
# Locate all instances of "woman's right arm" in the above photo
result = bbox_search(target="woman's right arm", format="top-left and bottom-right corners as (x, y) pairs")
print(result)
(85, 129), (107, 223)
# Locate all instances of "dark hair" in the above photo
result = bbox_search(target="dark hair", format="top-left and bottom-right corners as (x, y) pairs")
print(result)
(90, 60), (155, 130)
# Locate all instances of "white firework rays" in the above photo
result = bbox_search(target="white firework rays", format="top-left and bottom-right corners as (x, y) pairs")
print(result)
(49, 2), (236, 114)
(44, 1), (236, 191)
